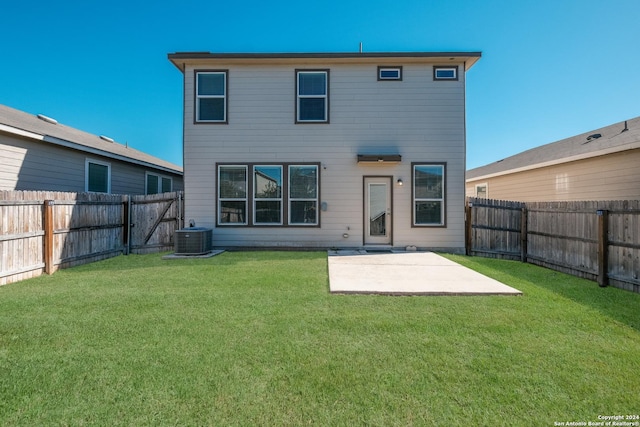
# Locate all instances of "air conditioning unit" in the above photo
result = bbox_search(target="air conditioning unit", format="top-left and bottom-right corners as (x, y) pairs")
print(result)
(174, 227), (213, 255)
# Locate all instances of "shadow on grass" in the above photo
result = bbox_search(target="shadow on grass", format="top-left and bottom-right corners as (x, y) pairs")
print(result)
(65, 250), (328, 274)
(446, 254), (640, 333)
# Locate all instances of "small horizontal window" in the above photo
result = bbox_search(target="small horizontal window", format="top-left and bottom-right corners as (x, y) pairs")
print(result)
(434, 66), (458, 81)
(378, 66), (402, 81)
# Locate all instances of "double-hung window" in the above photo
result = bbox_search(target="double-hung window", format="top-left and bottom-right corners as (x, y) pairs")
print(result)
(218, 166), (247, 224)
(217, 163), (319, 226)
(413, 163), (446, 226)
(296, 70), (329, 123)
(254, 166), (283, 225)
(289, 165), (318, 225)
(195, 70), (227, 123)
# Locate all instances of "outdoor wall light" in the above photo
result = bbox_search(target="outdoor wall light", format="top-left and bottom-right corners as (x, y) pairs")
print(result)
(397, 178), (403, 186)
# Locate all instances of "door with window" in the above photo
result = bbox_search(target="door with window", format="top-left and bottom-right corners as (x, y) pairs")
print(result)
(364, 177), (392, 245)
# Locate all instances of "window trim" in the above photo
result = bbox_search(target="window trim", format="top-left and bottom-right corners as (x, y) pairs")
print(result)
(217, 162), (321, 227)
(194, 70), (228, 124)
(295, 69), (330, 124)
(377, 66), (403, 81)
(412, 162), (446, 228)
(253, 165), (283, 226)
(288, 164), (319, 226)
(218, 165), (248, 225)
(475, 183), (488, 199)
(145, 172), (173, 195)
(85, 158), (111, 194)
(433, 66), (458, 81)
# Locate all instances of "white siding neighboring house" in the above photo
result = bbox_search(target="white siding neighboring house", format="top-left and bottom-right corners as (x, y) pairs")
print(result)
(169, 51), (481, 250)
(466, 117), (640, 202)
(0, 104), (183, 195)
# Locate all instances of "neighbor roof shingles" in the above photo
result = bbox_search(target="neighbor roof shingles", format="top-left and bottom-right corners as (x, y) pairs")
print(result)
(0, 104), (182, 174)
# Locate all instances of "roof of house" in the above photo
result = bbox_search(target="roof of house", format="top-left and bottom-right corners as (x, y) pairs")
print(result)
(467, 116), (640, 181)
(168, 51), (482, 73)
(0, 104), (182, 175)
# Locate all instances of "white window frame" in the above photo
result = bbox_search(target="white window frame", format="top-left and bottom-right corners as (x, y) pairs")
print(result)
(434, 66), (458, 81)
(413, 163), (446, 227)
(296, 70), (329, 123)
(145, 172), (173, 195)
(195, 70), (227, 123)
(378, 66), (402, 81)
(475, 183), (488, 198)
(85, 158), (111, 193)
(253, 165), (283, 226)
(288, 165), (319, 226)
(218, 165), (248, 225)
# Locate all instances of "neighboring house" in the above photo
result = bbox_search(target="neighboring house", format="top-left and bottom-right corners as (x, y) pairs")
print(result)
(0, 104), (183, 195)
(168, 51), (481, 250)
(466, 117), (640, 202)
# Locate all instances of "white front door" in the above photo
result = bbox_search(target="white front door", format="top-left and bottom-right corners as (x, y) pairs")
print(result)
(364, 177), (392, 246)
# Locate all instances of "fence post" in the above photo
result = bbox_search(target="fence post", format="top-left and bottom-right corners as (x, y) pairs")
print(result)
(465, 201), (473, 256)
(44, 200), (54, 274)
(122, 195), (130, 255)
(520, 207), (528, 263)
(597, 209), (609, 287)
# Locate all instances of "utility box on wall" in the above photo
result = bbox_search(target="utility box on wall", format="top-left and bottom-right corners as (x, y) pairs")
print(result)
(174, 227), (213, 255)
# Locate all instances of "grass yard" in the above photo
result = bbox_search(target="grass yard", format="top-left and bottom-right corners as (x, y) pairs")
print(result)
(0, 251), (639, 426)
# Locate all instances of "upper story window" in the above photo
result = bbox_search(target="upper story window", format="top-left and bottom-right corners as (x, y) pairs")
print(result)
(378, 66), (402, 81)
(195, 70), (227, 123)
(296, 70), (329, 123)
(433, 66), (458, 81)
(146, 172), (173, 195)
(86, 159), (111, 193)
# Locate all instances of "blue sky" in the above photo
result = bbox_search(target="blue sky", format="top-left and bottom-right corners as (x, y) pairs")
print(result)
(1, 0), (638, 169)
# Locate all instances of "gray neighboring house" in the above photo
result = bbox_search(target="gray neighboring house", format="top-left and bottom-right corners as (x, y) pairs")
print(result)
(466, 117), (640, 202)
(169, 51), (481, 250)
(0, 104), (183, 194)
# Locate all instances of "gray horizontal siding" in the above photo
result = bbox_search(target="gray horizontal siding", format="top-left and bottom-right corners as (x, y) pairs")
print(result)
(1, 133), (183, 194)
(183, 61), (467, 249)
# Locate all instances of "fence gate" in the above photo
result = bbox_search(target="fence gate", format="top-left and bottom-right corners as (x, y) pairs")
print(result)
(128, 192), (184, 254)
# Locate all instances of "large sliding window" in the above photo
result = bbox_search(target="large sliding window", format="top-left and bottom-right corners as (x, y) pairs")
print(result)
(217, 163), (319, 226)
(146, 172), (173, 195)
(195, 70), (227, 123)
(413, 163), (446, 227)
(218, 166), (247, 224)
(296, 70), (329, 123)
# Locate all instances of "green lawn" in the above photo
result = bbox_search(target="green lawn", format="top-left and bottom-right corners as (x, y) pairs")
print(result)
(1, 252), (638, 426)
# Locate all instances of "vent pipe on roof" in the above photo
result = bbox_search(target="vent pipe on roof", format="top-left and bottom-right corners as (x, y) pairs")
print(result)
(99, 135), (115, 143)
(586, 133), (602, 141)
(359, 42), (363, 53)
(36, 114), (58, 125)
(622, 120), (629, 133)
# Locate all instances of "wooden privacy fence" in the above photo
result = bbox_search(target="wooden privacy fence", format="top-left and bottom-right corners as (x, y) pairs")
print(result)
(466, 198), (640, 293)
(0, 190), (184, 285)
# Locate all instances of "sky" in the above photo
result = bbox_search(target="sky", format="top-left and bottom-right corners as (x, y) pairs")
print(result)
(1, 0), (639, 170)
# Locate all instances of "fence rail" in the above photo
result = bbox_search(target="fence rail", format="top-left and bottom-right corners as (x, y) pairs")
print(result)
(0, 190), (184, 285)
(466, 198), (640, 293)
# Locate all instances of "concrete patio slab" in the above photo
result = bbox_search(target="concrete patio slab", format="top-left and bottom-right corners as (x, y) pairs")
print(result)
(328, 251), (522, 296)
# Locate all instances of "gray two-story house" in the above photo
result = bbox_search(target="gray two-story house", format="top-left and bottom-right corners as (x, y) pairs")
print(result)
(168, 51), (480, 251)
